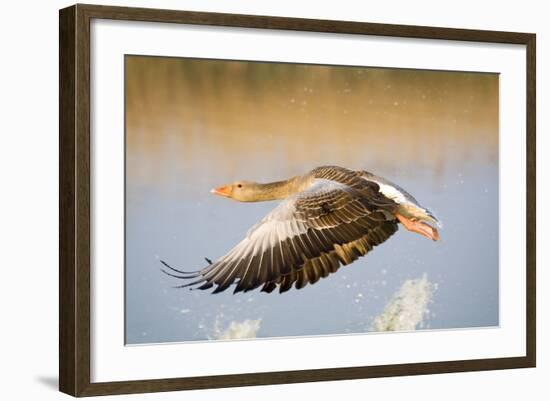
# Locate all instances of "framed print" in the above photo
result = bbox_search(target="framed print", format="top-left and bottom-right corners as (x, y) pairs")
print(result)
(59, 4), (536, 397)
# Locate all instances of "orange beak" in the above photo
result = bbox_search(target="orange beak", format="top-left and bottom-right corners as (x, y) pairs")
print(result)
(210, 185), (232, 198)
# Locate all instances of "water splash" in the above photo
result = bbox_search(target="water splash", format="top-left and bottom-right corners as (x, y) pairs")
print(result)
(211, 318), (262, 340)
(372, 274), (436, 332)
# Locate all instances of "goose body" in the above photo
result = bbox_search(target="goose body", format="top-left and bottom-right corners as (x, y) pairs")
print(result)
(162, 165), (440, 294)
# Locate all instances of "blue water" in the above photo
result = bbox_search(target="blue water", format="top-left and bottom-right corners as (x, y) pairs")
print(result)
(125, 149), (498, 344)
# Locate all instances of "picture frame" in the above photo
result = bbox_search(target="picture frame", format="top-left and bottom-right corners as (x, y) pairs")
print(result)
(59, 3), (536, 397)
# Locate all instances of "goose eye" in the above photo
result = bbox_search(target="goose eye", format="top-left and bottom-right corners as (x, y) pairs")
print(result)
(237, 184), (242, 188)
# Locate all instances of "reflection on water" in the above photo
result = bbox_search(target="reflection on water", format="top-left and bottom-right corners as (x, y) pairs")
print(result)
(125, 55), (499, 344)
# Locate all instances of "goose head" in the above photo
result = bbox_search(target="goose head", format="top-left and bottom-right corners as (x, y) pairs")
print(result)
(211, 181), (260, 202)
(211, 178), (298, 202)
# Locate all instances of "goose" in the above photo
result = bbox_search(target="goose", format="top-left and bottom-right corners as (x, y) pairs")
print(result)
(161, 165), (441, 294)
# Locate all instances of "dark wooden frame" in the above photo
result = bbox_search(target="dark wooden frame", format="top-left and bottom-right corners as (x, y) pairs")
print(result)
(59, 3), (536, 397)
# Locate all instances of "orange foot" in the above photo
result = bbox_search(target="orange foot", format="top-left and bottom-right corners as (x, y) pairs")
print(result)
(395, 213), (440, 241)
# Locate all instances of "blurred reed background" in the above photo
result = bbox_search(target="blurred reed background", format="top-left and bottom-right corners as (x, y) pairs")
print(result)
(125, 56), (497, 190)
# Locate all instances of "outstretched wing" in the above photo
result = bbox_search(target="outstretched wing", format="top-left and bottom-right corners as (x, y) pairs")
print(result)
(162, 179), (398, 294)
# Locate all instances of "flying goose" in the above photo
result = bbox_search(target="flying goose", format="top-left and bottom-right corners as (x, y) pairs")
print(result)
(161, 165), (440, 294)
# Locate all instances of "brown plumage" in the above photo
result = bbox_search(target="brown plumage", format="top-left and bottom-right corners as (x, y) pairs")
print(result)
(161, 166), (440, 294)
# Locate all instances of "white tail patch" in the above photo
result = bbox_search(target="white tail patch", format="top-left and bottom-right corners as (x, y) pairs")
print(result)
(372, 274), (436, 332)
(376, 182), (408, 204)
